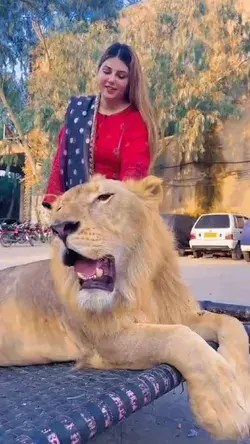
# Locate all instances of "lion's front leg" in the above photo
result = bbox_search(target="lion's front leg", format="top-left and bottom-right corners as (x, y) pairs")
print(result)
(95, 324), (249, 441)
(187, 310), (250, 421)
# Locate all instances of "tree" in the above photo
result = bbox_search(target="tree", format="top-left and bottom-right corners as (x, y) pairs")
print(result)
(28, 0), (250, 162)
(29, 22), (114, 128)
(27, 21), (115, 190)
(0, 0), (128, 181)
(118, 0), (250, 211)
(28, 0), (250, 199)
(0, 0), (51, 179)
(120, 0), (250, 163)
(4, 0), (250, 214)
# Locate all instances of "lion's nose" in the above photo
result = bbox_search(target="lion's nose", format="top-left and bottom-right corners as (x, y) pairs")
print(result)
(51, 221), (80, 240)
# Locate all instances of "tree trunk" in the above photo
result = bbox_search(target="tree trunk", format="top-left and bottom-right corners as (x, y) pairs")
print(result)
(32, 20), (51, 69)
(33, 193), (42, 224)
(0, 85), (38, 180)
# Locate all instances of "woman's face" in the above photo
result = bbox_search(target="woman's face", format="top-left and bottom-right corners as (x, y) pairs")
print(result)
(97, 56), (130, 103)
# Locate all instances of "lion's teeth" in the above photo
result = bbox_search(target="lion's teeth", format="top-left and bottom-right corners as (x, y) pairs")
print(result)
(77, 272), (85, 280)
(96, 267), (103, 278)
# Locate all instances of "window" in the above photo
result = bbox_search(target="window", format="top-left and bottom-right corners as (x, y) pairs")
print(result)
(195, 214), (230, 229)
(235, 216), (244, 229)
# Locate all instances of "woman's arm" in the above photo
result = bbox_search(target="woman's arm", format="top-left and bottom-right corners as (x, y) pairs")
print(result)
(120, 112), (150, 181)
(42, 125), (66, 207)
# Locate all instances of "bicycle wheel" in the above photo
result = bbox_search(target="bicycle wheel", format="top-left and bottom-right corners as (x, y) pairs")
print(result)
(0, 233), (13, 247)
(18, 233), (26, 244)
(40, 233), (46, 243)
(27, 235), (34, 246)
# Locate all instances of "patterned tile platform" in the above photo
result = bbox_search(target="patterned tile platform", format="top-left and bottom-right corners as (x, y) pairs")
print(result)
(0, 363), (181, 443)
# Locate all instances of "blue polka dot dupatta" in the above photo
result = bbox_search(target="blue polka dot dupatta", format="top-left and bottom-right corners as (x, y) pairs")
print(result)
(61, 94), (100, 190)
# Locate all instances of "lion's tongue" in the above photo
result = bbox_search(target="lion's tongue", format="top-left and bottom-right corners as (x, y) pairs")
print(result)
(74, 259), (98, 279)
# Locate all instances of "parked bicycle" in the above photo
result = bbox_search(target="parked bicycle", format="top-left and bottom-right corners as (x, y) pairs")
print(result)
(0, 223), (34, 247)
(27, 223), (53, 244)
(0, 221), (53, 247)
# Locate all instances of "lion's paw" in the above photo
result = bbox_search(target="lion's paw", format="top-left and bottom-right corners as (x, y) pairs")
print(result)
(187, 358), (249, 440)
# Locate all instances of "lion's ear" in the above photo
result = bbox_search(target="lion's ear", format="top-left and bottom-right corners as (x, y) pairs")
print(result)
(126, 176), (163, 209)
(42, 195), (60, 211)
(42, 201), (52, 210)
(140, 176), (163, 199)
(91, 174), (106, 182)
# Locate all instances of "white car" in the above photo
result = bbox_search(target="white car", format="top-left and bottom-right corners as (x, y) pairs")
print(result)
(189, 213), (248, 260)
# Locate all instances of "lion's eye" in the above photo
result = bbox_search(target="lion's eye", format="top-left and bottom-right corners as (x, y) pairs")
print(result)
(96, 193), (114, 202)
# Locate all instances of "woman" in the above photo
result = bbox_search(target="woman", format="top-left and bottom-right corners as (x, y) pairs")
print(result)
(42, 42), (159, 207)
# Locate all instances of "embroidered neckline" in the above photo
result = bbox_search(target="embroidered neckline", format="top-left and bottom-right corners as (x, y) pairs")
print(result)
(98, 104), (131, 118)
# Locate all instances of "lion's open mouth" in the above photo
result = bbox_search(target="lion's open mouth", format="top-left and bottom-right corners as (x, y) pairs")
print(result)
(63, 248), (115, 292)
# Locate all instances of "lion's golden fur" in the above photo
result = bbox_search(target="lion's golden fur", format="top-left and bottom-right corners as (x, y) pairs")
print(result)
(0, 175), (249, 440)
(50, 176), (198, 326)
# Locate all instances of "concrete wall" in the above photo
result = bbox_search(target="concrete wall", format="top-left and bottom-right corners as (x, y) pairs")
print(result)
(159, 104), (250, 216)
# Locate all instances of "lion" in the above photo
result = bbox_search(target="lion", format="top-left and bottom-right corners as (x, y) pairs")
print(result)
(0, 175), (249, 441)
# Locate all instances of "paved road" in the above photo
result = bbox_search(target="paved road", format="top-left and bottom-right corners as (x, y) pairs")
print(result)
(181, 256), (250, 306)
(0, 245), (249, 443)
(0, 243), (49, 270)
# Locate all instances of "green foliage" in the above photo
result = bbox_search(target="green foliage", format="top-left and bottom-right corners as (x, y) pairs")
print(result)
(29, 22), (115, 132)
(0, 76), (34, 140)
(0, 0), (127, 180)
(121, 0), (250, 160)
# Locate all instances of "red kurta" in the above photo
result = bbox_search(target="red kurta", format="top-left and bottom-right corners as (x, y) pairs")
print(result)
(43, 106), (150, 204)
